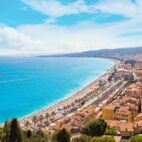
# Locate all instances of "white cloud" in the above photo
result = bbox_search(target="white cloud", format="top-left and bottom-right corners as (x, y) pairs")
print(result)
(0, 26), (43, 50)
(21, 0), (142, 18)
(0, 26), (49, 56)
(16, 17), (142, 55)
(22, 0), (90, 18)
(1, 17), (142, 56)
(0, 0), (142, 56)
(95, 0), (137, 18)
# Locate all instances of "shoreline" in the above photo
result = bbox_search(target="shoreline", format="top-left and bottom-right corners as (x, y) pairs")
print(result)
(19, 58), (119, 127)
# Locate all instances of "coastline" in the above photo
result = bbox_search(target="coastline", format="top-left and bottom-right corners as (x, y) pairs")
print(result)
(19, 58), (119, 127)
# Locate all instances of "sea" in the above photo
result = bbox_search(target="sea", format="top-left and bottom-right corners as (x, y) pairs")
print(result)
(0, 57), (114, 123)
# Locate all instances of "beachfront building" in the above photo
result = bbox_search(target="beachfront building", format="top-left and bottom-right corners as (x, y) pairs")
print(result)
(43, 105), (96, 134)
(99, 79), (105, 86)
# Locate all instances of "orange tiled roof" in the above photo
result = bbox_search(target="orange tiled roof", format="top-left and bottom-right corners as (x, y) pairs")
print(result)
(134, 120), (142, 127)
(134, 113), (142, 122)
(106, 120), (120, 128)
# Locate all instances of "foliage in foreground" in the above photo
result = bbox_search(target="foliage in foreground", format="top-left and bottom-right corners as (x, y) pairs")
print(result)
(71, 135), (91, 142)
(52, 128), (71, 142)
(0, 118), (50, 142)
(91, 136), (116, 142)
(0, 118), (116, 142)
(129, 135), (142, 142)
(105, 127), (118, 136)
(82, 119), (107, 137)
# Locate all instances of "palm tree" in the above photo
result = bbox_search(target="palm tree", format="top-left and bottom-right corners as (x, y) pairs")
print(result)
(39, 115), (43, 124)
(63, 106), (67, 113)
(84, 95), (87, 99)
(45, 112), (49, 120)
(67, 105), (70, 111)
(32, 115), (37, 127)
(82, 96), (85, 101)
(78, 98), (81, 105)
(45, 112), (49, 124)
(75, 99), (79, 104)
(71, 102), (74, 108)
(51, 111), (56, 120)
(25, 120), (30, 129)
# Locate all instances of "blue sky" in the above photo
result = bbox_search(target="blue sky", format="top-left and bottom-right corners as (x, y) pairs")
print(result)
(0, 0), (46, 27)
(0, 0), (127, 27)
(0, 0), (142, 55)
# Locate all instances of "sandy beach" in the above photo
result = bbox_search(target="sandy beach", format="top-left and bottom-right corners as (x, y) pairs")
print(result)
(19, 59), (119, 128)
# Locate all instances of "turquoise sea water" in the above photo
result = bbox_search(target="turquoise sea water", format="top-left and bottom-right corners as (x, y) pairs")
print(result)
(0, 57), (113, 123)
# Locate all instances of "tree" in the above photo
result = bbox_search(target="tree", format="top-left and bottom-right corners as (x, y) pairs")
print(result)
(71, 135), (91, 142)
(129, 135), (142, 142)
(75, 99), (79, 104)
(45, 113), (49, 120)
(9, 118), (21, 142)
(4, 120), (9, 142)
(44, 112), (49, 124)
(55, 128), (71, 142)
(0, 118), (51, 142)
(105, 127), (118, 136)
(25, 121), (30, 129)
(82, 119), (107, 137)
(51, 111), (56, 120)
(67, 105), (70, 111)
(39, 115), (43, 124)
(91, 136), (116, 142)
(32, 115), (37, 127)
(63, 106), (67, 113)
(108, 75), (113, 82)
(71, 102), (74, 108)
(26, 130), (32, 138)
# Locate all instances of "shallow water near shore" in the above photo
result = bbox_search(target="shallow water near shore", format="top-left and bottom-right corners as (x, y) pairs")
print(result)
(0, 57), (113, 123)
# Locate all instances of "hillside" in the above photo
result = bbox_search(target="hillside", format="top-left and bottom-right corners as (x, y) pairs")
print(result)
(44, 47), (142, 62)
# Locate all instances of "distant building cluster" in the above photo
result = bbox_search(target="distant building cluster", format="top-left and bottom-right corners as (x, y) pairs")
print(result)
(103, 82), (142, 122)
(40, 63), (142, 139)
(43, 105), (96, 134)
(102, 64), (142, 138)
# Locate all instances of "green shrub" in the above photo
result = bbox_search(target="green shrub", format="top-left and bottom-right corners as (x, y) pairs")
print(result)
(52, 128), (71, 142)
(82, 119), (107, 137)
(71, 135), (91, 142)
(91, 136), (116, 142)
(129, 135), (142, 142)
(105, 127), (117, 136)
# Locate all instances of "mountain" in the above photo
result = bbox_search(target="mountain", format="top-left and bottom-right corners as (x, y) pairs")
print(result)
(41, 47), (142, 62)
